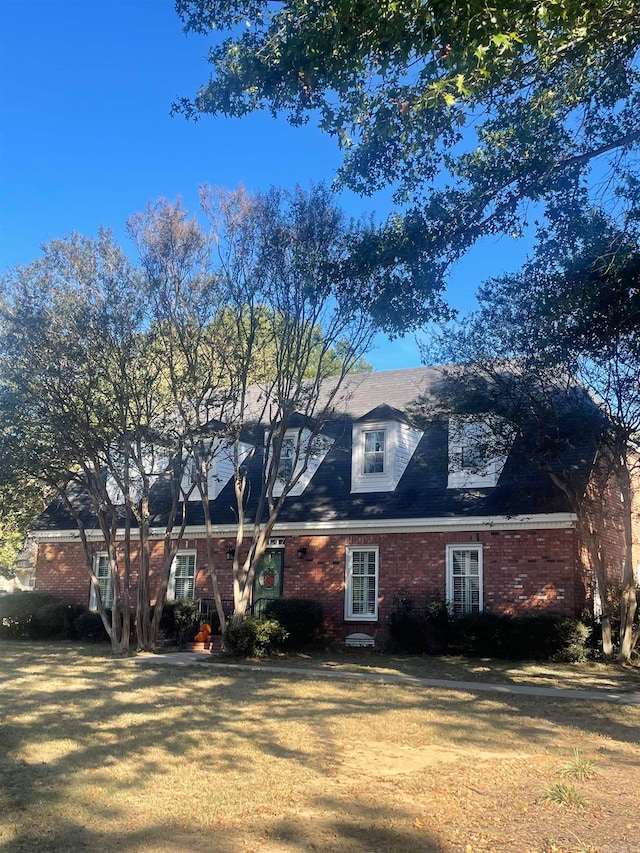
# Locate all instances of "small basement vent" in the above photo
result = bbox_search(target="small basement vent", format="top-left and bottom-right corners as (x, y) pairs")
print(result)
(345, 632), (375, 648)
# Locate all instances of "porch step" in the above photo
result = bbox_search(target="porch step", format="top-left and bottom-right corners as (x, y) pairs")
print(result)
(185, 635), (223, 653)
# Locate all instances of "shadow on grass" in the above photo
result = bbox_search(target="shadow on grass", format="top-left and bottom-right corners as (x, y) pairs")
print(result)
(1, 641), (638, 852)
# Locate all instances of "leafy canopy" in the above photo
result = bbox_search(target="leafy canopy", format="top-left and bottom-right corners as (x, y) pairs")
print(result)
(174, 0), (639, 319)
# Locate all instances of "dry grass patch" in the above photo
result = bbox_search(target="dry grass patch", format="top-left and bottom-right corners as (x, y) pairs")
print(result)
(0, 642), (638, 853)
(260, 650), (640, 694)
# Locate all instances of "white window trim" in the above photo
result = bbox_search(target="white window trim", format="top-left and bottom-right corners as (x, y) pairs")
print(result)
(447, 417), (507, 489)
(351, 420), (395, 492)
(267, 427), (334, 498)
(89, 552), (112, 611)
(182, 439), (253, 502)
(446, 543), (483, 615)
(344, 545), (379, 621)
(167, 550), (197, 601)
(363, 428), (387, 475)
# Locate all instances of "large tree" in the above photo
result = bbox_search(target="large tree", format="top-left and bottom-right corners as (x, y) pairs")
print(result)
(173, 0), (639, 323)
(199, 183), (379, 621)
(0, 228), (209, 652)
(426, 214), (639, 660)
(0, 232), (140, 652)
(1, 187), (378, 646)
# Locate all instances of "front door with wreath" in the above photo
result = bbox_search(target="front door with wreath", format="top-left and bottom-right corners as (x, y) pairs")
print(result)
(253, 550), (284, 617)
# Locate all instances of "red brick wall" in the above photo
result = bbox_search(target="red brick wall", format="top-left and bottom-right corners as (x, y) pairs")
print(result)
(35, 526), (587, 640)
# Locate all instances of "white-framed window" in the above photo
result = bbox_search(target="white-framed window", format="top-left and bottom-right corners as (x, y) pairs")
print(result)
(351, 418), (423, 494)
(345, 546), (379, 621)
(89, 552), (113, 610)
(446, 544), (483, 615)
(183, 439), (252, 502)
(168, 551), (196, 601)
(447, 417), (508, 489)
(363, 429), (386, 474)
(267, 427), (334, 497)
(277, 435), (296, 481)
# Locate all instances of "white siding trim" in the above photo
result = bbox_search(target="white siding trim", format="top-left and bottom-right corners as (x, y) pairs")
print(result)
(32, 512), (578, 543)
(183, 440), (252, 501)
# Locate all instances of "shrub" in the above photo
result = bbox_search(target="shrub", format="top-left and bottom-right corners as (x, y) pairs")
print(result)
(387, 591), (449, 654)
(223, 616), (288, 657)
(449, 611), (590, 661)
(0, 591), (85, 640)
(158, 600), (200, 648)
(448, 612), (510, 657)
(263, 598), (323, 649)
(74, 610), (111, 643)
(30, 600), (85, 640)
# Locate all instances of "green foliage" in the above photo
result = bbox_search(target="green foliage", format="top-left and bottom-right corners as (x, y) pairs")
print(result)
(450, 612), (590, 661)
(223, 616), (288, 657)
(0, 591), (86, 640)
(174, 0), (640, 325)
(262, 597), (323, 649)
(385, 596), (590, 660)
(74, 610), (111, 643)
(387, 591), (449, 654)
(157, 599), (201, 648)
(543, 782), (588, 809)
(559, 749), (598, 782)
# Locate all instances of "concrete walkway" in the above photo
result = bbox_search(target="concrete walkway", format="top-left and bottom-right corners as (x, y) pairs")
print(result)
(131, 652), (640, 706)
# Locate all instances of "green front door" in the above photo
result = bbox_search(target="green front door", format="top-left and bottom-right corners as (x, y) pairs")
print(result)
(253, 550), (284, 617)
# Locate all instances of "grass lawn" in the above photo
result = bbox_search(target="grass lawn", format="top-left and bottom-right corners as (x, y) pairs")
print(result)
(1, 642), (638, 853)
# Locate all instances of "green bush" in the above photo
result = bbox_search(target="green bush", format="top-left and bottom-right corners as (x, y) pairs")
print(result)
(263, 598), (323, 648)
(30, 600), (85, 640)
(74, 610), (111, 643)
(548, 617), (591, 663)
(448, 612), (511, 657)
(223, 616), (288, 657)
(0, 591), (86, 640)
(158, 599), (200, 648)
(387, 591), (449, 654)
(450, 611), (590, 662)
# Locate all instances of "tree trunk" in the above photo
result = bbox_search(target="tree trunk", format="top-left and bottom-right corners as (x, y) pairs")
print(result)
(136, 498), (152, 651)
(200, 488), (226, 633)
(617, 458), (637, 663)
(584, 527), (614, 657)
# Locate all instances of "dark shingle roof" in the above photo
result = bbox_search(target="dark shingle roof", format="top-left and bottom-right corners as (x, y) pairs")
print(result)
(35, 367), (594, 532)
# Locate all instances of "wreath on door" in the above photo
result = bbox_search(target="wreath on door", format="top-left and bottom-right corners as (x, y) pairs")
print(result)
(257, 566), (280, 590)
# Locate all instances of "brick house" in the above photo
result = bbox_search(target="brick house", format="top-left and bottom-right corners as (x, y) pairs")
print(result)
(31, 367), (638, 642)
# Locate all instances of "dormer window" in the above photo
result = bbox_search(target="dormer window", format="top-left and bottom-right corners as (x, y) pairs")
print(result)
(447, 417), (508, 489)
(267, 426), (334, 497)
(187, 454), (211, 488)
(363, 430), (386, 474)
(351, 407), (423, 494)
(182, 439), (253, 501)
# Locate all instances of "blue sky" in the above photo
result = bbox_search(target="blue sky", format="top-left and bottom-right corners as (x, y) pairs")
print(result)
(0, 0), (532, 370)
